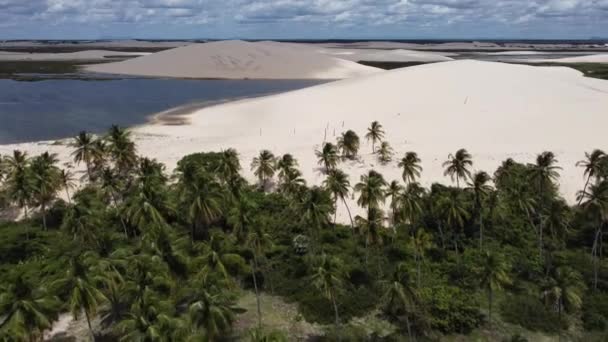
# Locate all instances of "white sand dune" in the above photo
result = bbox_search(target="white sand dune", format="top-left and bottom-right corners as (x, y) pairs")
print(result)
(0, 50), (148, 61)
(525, 54), (608, 64)
(3, 60), (607, 223)
(320, 48), (454, 62)
(85, 40), (381, 80)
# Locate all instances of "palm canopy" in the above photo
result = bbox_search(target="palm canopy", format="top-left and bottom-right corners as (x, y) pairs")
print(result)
(277, 153), (299, 181)
(70, 131), (97, 178)
(442, 148), (473, 187)
(338, 130), (360, 160)
(398, 152), (422, 185)
(577, 149), (606, 182)
(365, 121), (385, 152)
(316, 142), (340, 172)
(529, 151), (561, 195)
(324, 169), (351, 201)
(542, 267), (585, 313)
(106, 125), (138, 174)
(377, 141), (393, 164)
(251, 150), (277, 189)
(354, 170), (387, 210)
(467, 171), (493, 207)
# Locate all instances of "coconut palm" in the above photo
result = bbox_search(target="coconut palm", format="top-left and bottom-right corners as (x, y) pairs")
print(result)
(251, 150), (276, 191)
(466, 171), (493, 250)
(277, 168), (306, 198)
(355, 170), (387, 218)
(399, 182), (425, 230)
(576, 149), (606, 205)
(386, 180), (403, 224)
(411, 229), (433, 287)
(53, 255), (107, 340)
(436, 190), (470, 251)
(323, 169), (354, 227)
(366, 121), (385, 153)
(71, 131), (96, 181)
(3, 151), (33, 235)
(316, 142), (339, 173)
(186, 281), (237, 340)
(377, 141), (393, 165)
(106, 125), (137, 175)
(443, 148), (473, 187)
(277, 154), (298, 181)
(246, 224), (274, 327)
(30, 152), (61, 230)
(227, 193), (255, 241)
(383, 263), (418, 340)
(577, 180), (608, 290)
(529, 151), (562, 259)
(216, 148), (241, 186)
(60, 168), (76, 205)
(479, 251), (510, 323)
(337, 130), (360, 160)
(299, 187), (334, 238)
(117, 291), (179, 341)
(398, 152), (422, 185)
(311, 254), (344, 334)
(183, 173), (224, 241)
(541, 267), (585, 328)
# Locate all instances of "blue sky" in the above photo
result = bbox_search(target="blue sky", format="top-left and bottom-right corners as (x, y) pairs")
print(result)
(1, 0), (607, 39)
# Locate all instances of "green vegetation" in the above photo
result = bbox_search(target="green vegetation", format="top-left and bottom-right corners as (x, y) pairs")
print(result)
(0, 60), (122, 81)
(509, 62), (608, 81)
(1, 123), (608, 341)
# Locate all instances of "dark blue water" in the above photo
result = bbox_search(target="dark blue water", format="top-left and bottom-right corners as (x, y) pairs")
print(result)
(0, 79), (324, 144)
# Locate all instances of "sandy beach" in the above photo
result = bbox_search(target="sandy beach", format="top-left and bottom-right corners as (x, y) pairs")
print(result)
(3, 59), (608, 223)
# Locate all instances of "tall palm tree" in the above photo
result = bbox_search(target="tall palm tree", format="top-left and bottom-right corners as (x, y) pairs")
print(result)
(365, 121), (385, 153)
(398, 152), (422, 185)
(337, 130), (360, 160)
(576, 149), (606, 205)
(399, 182), (425, 230)
(387, 180), (403, 224)
(0, 275), (59, 340)
(246, 224), (274, 328)
(411, 229), (433, 287)
(355, 170), (387, 218)
(529, 151), (562, 259)
(311, 254), (343, 335)
(443, 148), (473, 188)
(53, 255), (107, 340)
(466, 171), (493, 250)
(323, 169), (354, 227)
(577, 180), (608, 290)
(100, 168), (129, 237)
(316, 142), (339, 173)
(216, 148), (241, 186)
(227, 193), (255, 240)
(383, 263), (418, 341)
(437, 190), (470, 251)
(117, 291), (179, 341)
(106, 125), (137, 175)
(479, 251), (510, 323)
(186, 282), (236, 340)
(183, 173), (224, 241)
(70, 131), (96, 181)
(30, 152), (61, 230)
(277, 168), (306, 198)
(251, 150), (276, 191)
(3, 151), (33, 235)
(377, 141), (393, 165)
(299, 187), (333, 239)
(60, 168), (76, 205)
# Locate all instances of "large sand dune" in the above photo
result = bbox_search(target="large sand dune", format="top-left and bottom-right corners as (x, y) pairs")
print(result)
(85, 40), (381, 79)
(525, 53), (608, 64)
(3, 60), (607, 222)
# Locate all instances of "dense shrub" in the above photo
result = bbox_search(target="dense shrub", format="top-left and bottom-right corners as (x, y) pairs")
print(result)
(500, 294), (561, 333)
(582, 293), (608, 331)
(419, 285), (483, 334)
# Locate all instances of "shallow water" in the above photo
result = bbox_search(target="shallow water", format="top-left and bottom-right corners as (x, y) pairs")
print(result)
(0, 78), (325, 144)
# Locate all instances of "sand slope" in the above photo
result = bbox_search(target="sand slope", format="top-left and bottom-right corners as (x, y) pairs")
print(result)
(0, 50), (148, 61)
(85, 40), (381, 79)
(3, 60), (607, 222)
(526, 54), (608, 63)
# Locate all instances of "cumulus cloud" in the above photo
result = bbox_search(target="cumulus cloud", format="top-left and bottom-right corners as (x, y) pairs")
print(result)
(0, 0), (606, 37)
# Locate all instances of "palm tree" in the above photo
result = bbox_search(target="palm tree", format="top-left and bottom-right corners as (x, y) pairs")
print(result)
(316, 142), (339, 173)
(70, 131), (96, 180)
(60, 168), (76, 204)
(299, 187), (333, 239)
(183, 173), (224, 241)
(576, 149), (606, 205)
(323, 169), (354, 227)
(541, 267), (585, 333)
(387, 180), (403, 224)
(227, 193), (255, 241)
(217, 148), (241, 186)
(0, 275), (59, 340)
(246, 224), (274, 328)
(54, 255), (107, 340)
(437, 190), (470, 252)
(30, 152), (61, 230)
(377, 141), (393, 165)
(311, 254), (343, 335)
(529, 151), (562, 259)
(399, 182), (425, 230)
(186, 282), (236, 340)
(3, 151), (33, 235)
(365, 121), (385, 153)
(398, 152), (422, 185)
(479, 251), (510, 323)
(277, 168), (306, 198)
(383, 263), (418, 340)
(117, 291), (179, 341)
(106, 125), (137, 175)
(251, 150), (276, 191)
(411, 229), (433, 287)
(100, 168), (129, 237)
(577, 180), (608, 290)
(443, 148), (473, 187)
(277, 154), (298, 182)
(355, 170), (387, 218)
(466, 171), (493, 250)
(337, 130), (360, 160)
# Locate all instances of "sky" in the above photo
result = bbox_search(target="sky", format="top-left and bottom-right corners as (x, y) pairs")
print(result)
(1, 0), (607, 40)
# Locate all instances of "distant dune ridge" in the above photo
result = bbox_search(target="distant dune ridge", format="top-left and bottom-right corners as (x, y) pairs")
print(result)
(85, 40), (382, 79)
(525, 53), (608, 64)
(6, 60), (608, 223)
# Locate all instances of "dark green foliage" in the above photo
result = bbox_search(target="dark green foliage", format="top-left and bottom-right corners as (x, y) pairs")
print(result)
(500, 295), (562, 333)
(583, 293), (608, 331)
(419, 285), (484, 334)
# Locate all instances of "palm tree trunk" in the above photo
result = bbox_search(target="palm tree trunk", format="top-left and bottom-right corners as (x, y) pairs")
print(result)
(479, 210), (483, 250)
(85, 162), (92, 182)
(110, 192), (128, 238)
(416, 253), (422, 288)
(84, 309), (95, 341)
(333, 198), (338, 226)
(592, 228), (601, 290)
(341, 196), (354, 229)
(405, 314), (413, 341)
(41, 203), (47, 231)
(438, 222), (445, 250)
(578, 176), (591, 206)
(24, 205), (29, 240)
(250, 259), (262, 329)
(65, 188), (72, 205)
(488, 287), (493, 323)
(331, 293), (341, 341)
